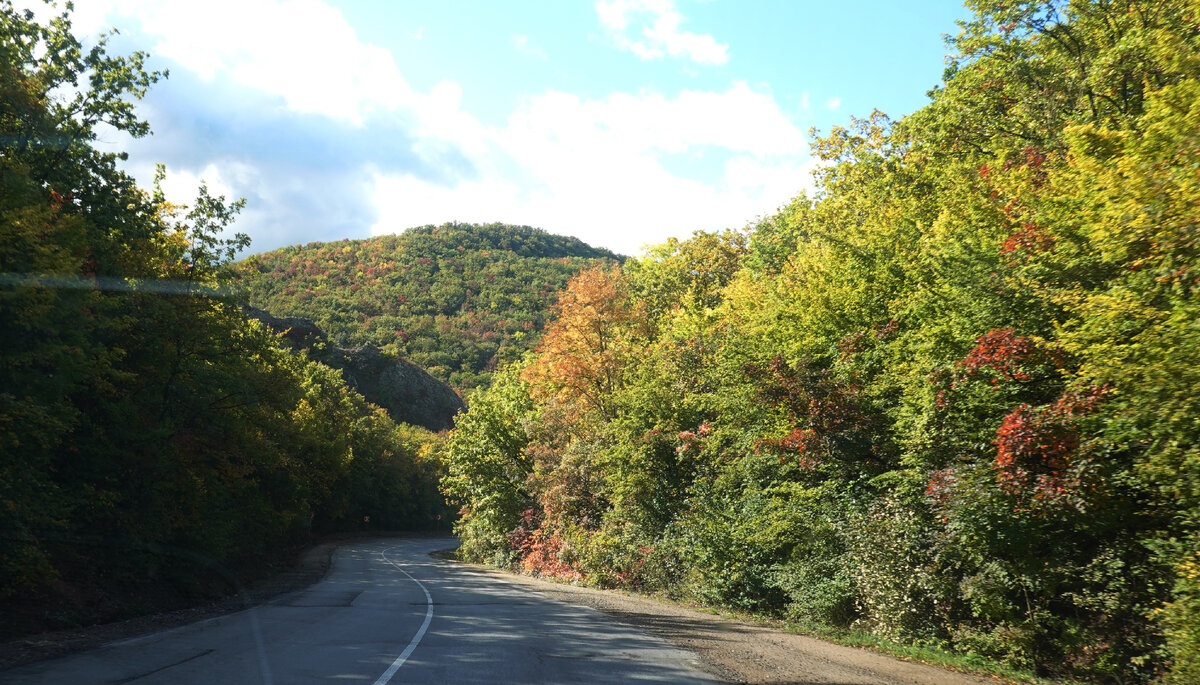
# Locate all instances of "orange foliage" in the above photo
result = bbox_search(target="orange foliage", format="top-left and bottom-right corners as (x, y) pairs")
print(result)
(521, 266), (645, 417)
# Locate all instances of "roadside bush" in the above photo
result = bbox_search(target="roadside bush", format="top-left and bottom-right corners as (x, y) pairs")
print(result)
(845, 494), (952, 643)
(1161, 544), (1200, 684)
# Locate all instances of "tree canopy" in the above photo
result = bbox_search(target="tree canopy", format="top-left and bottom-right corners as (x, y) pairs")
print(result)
(441, 1), (1200, 681)
(0, 1), (447, 637)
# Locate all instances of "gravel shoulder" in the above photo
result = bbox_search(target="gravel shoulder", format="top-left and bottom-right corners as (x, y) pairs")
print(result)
(440, 554), (1004, 685)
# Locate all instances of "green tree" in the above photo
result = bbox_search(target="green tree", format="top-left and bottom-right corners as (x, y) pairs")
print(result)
(442, 365), (536, 564)
(2, 2), (442, 636)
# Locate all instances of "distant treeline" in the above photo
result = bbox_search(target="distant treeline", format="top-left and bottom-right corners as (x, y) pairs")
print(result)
(443, 1), (1200, 682)
(241, 224), (621, 391)
(0, 2), (447, 638)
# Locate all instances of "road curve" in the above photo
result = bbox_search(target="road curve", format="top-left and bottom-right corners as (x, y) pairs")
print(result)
(2, 537), (719, 684)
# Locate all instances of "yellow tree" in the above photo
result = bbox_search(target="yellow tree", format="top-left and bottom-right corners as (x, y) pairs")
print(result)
(522, 266), (645, 420)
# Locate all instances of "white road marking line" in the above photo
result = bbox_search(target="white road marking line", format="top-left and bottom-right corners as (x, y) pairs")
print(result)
(373, 546), (435, 685)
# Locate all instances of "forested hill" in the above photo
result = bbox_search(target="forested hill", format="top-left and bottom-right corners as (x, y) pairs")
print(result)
(240, 223), (621, 390)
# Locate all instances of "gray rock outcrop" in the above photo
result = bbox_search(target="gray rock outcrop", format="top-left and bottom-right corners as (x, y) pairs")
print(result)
(244, 306), (464, 431)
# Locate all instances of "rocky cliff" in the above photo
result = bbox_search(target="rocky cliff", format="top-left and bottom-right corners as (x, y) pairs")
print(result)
(244, 306), (465, 431)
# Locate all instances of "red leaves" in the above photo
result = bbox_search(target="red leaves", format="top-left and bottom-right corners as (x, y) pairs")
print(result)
(837, 319), (898, 360)
(779, 427), (816, 454)
(993, 386), (1106, 507)
(998, 146), (1049, 182)
(752, 357), (864, 435)
(981, 145), (1055, 263)
(875, 318), (899, 339)
(675, 430), (697, 454)
(930, 329), (1071, 421)
(1000, 221), (1056, 261)
(747, 356), (881, 471)
(675, 423), (712, 454)
(957, 329), (1057, 383)
(926, 467), (958, 510)
(1013, 146), (1046, 170)
(513, 524), (582, 580)
(771, 427), (818, 470)
(996, 403), (1076, 477)
(838, 331), (869, 359)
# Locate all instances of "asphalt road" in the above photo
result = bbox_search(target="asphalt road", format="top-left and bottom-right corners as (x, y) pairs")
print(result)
(2, 537), (719, 684)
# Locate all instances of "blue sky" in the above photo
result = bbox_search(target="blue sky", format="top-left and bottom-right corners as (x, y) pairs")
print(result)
(50, 0), (970, 257)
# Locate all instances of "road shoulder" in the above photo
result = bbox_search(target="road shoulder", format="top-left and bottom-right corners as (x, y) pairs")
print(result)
(0, 539), (341, 670)
(439, 555), (1001, 685)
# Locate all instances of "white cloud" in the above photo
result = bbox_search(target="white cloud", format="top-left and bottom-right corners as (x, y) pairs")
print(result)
(503, 83), (805, 157)
(372, 84), (814, 255)
(595, 0), (728, 65)
(724, 155), (820, 205)
(68, 0), (489, 181)
(73, 0), (447, 130)
(512, 34), (547, 60)
(414, 81), (490, 158)
(51, 0), (814, 256)
(372, 174), (525, 228)
(157, 162), (239, 205)
(825, 96), (842, 111)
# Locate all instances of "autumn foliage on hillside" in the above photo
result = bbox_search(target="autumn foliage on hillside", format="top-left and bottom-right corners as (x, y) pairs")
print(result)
(442, 2), (1200, 682)
(241, 224), (620, 390)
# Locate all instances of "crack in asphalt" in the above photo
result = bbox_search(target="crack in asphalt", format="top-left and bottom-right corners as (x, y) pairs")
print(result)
(108, 649), (214, 684)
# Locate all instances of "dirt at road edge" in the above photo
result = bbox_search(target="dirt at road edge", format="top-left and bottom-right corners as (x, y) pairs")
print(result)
(442, 555), (1005, 685)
